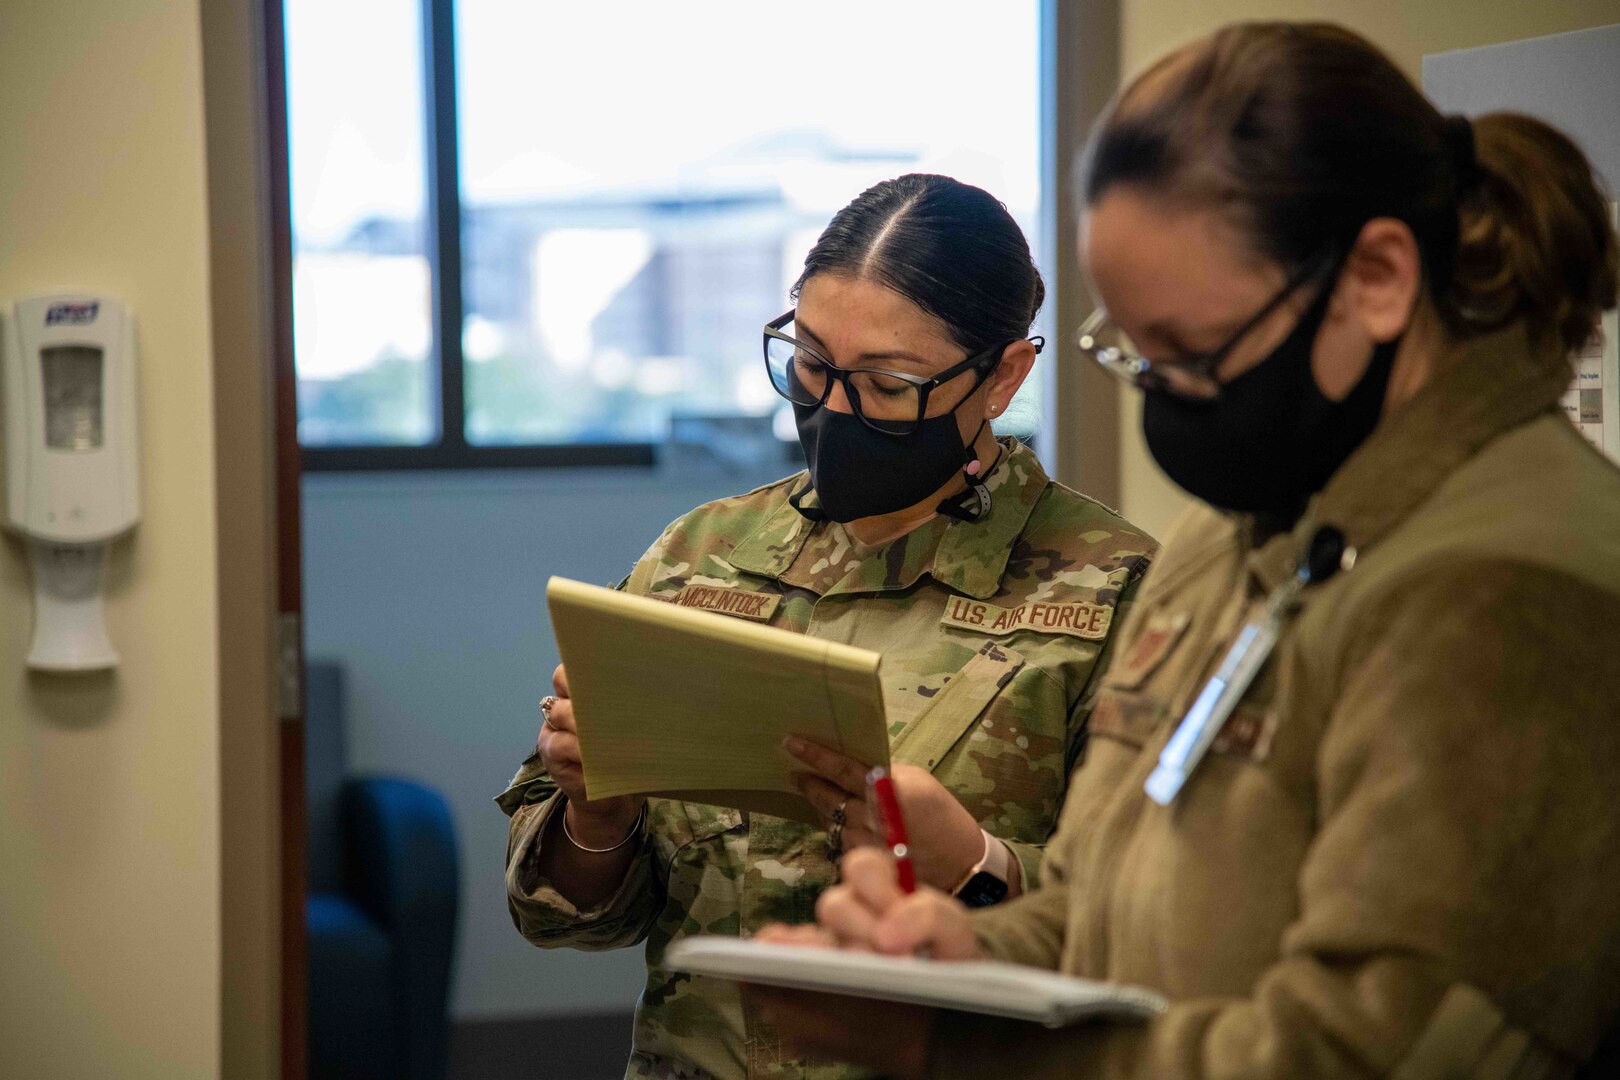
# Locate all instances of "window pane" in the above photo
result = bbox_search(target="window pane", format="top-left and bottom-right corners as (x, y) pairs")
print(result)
(455, 1), (1042, 448)
(285, 0), (437, 446)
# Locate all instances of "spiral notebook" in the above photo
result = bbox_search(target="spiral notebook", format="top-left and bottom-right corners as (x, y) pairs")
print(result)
(547, 576), (889, 824)
(666, 938), (1168, 1028)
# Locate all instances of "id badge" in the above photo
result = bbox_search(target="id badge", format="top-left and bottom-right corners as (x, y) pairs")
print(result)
(1144, 525), (1351, 806)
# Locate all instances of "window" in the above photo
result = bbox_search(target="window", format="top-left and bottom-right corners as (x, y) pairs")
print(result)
(285, 0), (436, 448)
(285, 0), (1045, 468)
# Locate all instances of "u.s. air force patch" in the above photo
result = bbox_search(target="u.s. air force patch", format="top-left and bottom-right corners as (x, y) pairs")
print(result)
(670, 584), (780, 623)
(940, 596), (1113, 640)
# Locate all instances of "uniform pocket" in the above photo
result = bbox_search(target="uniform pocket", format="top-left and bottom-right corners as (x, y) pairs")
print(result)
(648, 798), (744, 863)
(890, 640), (1027, 772)
(649, 800), (748, 946)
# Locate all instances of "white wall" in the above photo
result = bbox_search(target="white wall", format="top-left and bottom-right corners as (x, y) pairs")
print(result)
(302, 464), (787, 1018)
(0, 1), (225, 1075)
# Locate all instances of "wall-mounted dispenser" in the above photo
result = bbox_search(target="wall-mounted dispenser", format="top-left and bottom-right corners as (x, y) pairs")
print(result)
(3, 293), (139, 671)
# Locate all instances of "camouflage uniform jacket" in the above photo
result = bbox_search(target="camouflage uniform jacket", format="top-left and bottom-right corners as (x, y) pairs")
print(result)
(497, 439), (1155, 1080)
(934, 328), (1620, 1078)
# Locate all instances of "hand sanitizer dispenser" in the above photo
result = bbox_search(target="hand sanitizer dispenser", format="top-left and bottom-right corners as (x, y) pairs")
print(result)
(3, 293), (139, 671)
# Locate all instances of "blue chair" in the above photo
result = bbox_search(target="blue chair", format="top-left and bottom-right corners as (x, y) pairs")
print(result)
(305, 661), (459, 1080)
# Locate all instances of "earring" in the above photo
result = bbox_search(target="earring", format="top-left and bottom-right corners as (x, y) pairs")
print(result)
(990, 404), (1001, 414)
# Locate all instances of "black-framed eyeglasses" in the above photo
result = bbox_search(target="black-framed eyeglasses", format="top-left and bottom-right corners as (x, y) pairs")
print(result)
(762, 310), (1032, 435)
(1075, 246), (1341, 400)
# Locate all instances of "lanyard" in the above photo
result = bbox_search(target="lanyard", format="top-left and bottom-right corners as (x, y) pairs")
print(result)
(1144, 525), (1352, 806)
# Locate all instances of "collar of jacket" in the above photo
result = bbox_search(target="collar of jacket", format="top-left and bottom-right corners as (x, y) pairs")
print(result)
(728, 437), (1050, 601)
(1247, 321), (1571, 593)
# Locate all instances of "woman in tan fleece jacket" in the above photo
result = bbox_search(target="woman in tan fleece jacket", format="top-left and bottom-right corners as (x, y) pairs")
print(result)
(750, 21), (1620, 1080)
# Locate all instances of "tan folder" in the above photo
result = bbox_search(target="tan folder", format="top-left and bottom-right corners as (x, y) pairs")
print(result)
(546, 576), (889, 824)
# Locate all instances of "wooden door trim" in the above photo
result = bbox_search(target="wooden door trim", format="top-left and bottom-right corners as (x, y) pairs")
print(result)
(261, 0), (308, 1075)
(202, 0), (305, 1075)
(201, 0), (302, 1075)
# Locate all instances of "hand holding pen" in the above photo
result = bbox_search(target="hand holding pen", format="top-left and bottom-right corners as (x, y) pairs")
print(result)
(801, 845), (982, 959)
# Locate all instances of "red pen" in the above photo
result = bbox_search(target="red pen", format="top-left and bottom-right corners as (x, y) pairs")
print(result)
(866, 765), (917, 894)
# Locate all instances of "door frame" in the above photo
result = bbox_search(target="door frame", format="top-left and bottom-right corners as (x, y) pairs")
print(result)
(203, 0), (306, 1075)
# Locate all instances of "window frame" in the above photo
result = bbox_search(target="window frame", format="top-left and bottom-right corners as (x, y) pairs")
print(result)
(297, 0), (1056, 472)
(301, 0), (656, 471)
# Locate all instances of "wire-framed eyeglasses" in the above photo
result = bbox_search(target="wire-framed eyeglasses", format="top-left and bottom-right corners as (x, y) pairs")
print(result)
(762, 310), (1035, 435)
(1075, 246), (1341, 400)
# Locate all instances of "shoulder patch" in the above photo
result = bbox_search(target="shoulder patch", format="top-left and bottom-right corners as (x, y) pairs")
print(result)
(1088, 689), (1167, 747)
(940, 596), (1113, 640)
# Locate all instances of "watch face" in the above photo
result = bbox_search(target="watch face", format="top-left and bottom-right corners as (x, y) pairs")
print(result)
(956, 870), (1009, 909)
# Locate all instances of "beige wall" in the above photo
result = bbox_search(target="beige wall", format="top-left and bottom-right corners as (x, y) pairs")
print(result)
(0, 1), (225, 1076)
(1110, 0), (1620, 539)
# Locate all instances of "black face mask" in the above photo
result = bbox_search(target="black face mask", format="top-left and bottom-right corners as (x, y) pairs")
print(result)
(791, 401), (989, 524)
(1142, 277), (1399, 518)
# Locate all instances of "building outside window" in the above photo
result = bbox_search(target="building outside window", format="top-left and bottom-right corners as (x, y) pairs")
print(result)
(285, 0), (1044, 466)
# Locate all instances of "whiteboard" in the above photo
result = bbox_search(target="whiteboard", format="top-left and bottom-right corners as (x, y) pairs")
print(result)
(1425, 24), (1620, 462)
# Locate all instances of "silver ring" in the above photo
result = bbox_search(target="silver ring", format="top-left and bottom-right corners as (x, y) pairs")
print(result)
(826, 816), (844, 860)
(540, 695), (558, 728)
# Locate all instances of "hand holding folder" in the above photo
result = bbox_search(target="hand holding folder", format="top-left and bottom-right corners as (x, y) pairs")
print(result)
(546, 576), (891, 823)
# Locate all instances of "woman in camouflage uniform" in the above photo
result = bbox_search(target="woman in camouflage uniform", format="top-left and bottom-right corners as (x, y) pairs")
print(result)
(757, 23), (1620, 1080)
(497, 174), (1157, 1079)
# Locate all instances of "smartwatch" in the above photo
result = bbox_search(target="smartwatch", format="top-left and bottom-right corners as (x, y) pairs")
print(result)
(952, 829), (1013, 908)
